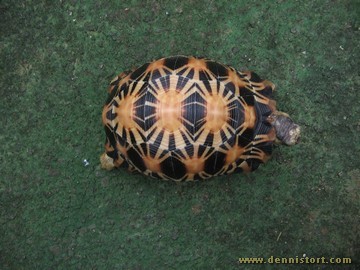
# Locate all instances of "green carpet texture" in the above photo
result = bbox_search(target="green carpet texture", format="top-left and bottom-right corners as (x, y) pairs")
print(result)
(1, 1), (359, 269)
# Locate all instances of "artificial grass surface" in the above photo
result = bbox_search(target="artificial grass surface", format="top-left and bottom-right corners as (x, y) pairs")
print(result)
(1, 0), (359, 269)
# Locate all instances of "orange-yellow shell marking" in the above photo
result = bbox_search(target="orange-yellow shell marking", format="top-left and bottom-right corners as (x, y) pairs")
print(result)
(204, 94), (228, 132)
(115, 95), (136, 129)
(156, 89), (184, 132)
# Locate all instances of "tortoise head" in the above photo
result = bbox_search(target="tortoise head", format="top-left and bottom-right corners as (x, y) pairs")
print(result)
(268, 111), (301, 146)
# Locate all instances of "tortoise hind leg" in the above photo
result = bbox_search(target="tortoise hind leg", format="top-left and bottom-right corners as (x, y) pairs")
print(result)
(100, 129), (127, 170)
(100, 152), (116, 170)
(100, 144), (127, 170)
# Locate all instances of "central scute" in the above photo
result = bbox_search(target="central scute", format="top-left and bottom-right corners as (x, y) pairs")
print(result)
(135, 74), (242, 150)
(155, 89), (183, 133)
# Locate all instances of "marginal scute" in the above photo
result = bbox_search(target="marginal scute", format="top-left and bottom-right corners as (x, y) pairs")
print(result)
(204, 151), (227, 175)
(130, 62), (150, 81)
(160, 155), (187, 179)
(206, 60), (228, 78)
(127, 147), (146, 172)
(101, 56), (280, 181)
(164, 56), (189, 70)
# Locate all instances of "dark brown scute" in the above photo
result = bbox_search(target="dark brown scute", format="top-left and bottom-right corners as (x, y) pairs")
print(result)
(130, 62), (149, 80)
(164, 56), (189, 70)
(206, 60), (229, 78)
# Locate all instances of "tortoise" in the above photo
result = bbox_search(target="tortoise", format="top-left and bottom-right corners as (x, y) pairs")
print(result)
(100, 56), (300, 181)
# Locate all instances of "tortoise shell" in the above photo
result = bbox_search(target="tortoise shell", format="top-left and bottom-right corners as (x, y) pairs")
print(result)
(101, 56), (280, 181)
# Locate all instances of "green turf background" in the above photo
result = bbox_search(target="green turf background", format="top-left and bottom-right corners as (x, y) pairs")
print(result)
(1, 1), (359, 269)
